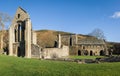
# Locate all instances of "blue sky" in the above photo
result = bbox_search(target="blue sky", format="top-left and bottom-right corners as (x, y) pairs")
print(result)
(0, 0), (120, 42)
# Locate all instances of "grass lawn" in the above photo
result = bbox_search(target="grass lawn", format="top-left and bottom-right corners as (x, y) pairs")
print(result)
(0, 55), (120, 76)
(70, 55), (106, 59)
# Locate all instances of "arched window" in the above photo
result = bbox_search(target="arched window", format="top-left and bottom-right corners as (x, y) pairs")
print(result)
(14, 29), (17, 42)
(18, 24), (21, 41)
(18, 14), (20, 18)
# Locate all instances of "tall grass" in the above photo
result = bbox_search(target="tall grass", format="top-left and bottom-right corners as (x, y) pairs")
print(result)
(0, 55), (120, 76)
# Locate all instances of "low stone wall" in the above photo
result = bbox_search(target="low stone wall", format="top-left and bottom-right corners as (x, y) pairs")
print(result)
(97, 56), (120, 62)
(43, 56), (120, 63)
(42, 45), (69, 59)
(31, 44), (41, 58)
(45, 58), (96, 64)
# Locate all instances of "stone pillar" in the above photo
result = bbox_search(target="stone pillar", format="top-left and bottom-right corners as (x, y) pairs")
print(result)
(75, 34), (78, 44)
(9, 27), (13, 56)
(0, 33), (3, 51)
(25, 18), (32, 58)
(32, 32), (37, 44)
(104, 44), (109, 55)
(58, 34), (61, 48)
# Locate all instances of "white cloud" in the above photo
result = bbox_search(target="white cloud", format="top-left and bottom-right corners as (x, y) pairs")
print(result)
(111, 11), (120, 18)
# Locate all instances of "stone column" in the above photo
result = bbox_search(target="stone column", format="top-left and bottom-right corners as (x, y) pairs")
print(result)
(75, 34), (78, 44)
(104, 44), (109, 55)
(0, 32), (3, 51)
(9, 27), (13, 56)
(58, 34), (61, 48)
(25, 18), (32, 58)
(32, 31), (37, 44)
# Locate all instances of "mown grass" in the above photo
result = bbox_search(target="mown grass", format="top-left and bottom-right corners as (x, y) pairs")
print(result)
(0, 55), (120, 76)
(70, 55), (105, 59)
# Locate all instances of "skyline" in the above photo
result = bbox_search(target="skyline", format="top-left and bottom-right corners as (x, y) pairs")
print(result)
(0, 0), (120, 42)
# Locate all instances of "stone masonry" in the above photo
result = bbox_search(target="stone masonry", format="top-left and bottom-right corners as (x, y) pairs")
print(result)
(9, 7), (69, 59)
(9, 7), (38, 58)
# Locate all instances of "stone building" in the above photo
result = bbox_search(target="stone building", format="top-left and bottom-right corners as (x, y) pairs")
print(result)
(77, 38), (107, 56)
(8, 7), (108, 59)
(9, 7), (39, 58)
(60, 34), (108, 56)
(9, 7), (69, 59)
(41, 34), (69, 59)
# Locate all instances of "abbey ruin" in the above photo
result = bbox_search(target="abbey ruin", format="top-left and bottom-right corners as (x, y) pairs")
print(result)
(8, 7), (69, 58)
(9, 7), (37, 58)
(6, 7), (114, 59)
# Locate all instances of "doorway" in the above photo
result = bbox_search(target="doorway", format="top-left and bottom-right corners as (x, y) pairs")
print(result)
(78, 50), (81, 56)
(100, 50), (104, 56)
(90, 50), (93, 56)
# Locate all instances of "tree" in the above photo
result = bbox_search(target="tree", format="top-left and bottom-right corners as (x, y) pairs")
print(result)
(88, 28), (106, 40)
(0, 12), (12, 53)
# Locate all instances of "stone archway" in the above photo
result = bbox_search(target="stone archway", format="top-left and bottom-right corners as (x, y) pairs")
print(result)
(78, 50), (81, 56)
(90, 50), (93, 56)
(100, 50), (104, 56)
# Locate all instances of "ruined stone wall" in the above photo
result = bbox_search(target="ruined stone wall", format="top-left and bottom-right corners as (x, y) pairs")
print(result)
(61, 35), (70, 46)
(13, 43), (19, 56)
(88, 45), (104, 55)
(32, 31), (37, 45)
(61, 35), (77, 46)
(31, 44), (40, 58)
(9, 7), (32, 58)
(42, 45), (69, 59)
(77, 44), (105, 56)
(69, 46), (79, 55)
(71, 35), (77, 46)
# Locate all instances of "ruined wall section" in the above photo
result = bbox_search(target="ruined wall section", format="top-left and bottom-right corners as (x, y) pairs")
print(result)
(9, 7), (32, 58)
(42, 45), (69, 59)
(61, 35), (70, 46)
(31, 44), (41, 58)
(32, 31), (37, 45)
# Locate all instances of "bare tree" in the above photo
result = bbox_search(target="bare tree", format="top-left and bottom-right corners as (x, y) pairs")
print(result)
(0, 12), (12, 53)
(88, 28), (106, 40)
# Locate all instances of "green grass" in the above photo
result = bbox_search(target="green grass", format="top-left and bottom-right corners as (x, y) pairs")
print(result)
(70, 55), (105, 59)
(0, 55), (120, 76)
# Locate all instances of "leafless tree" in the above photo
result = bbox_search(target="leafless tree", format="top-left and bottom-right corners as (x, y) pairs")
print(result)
(0, 12), (12, 53)
(88, 28), (106, 40)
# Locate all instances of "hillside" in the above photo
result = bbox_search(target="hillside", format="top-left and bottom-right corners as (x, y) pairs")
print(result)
(35, 29), (96, 48)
